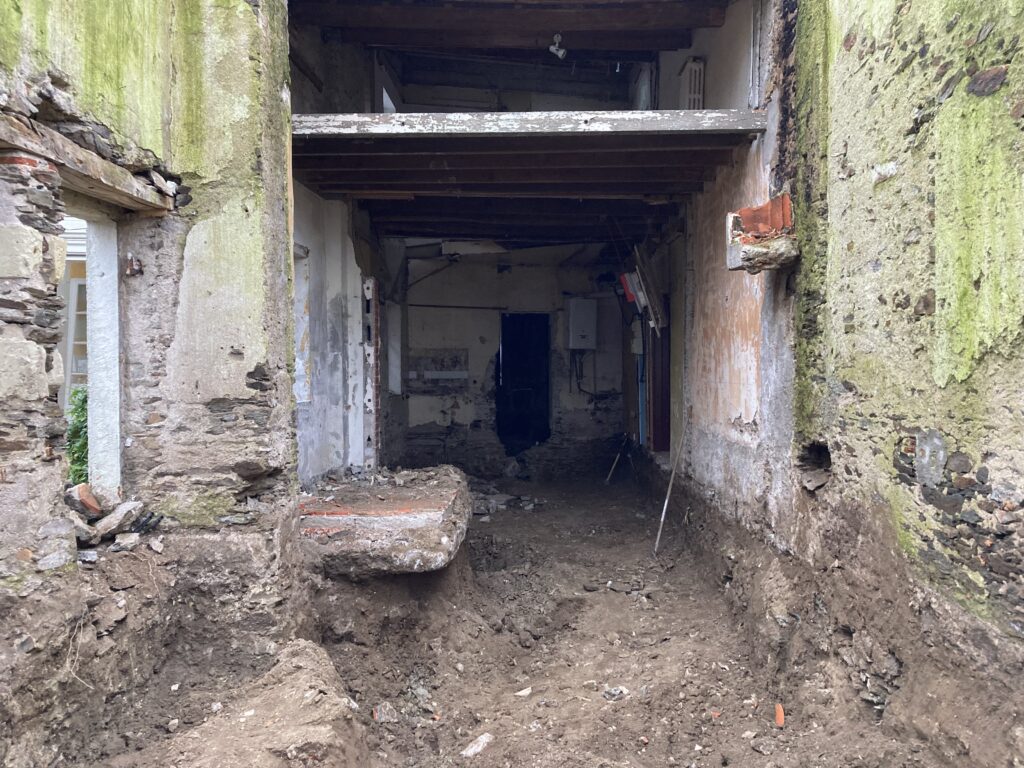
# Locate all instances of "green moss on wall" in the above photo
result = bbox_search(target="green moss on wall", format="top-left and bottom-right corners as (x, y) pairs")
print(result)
(933, 97), (1024, 386)
(792, 0), (835, 440)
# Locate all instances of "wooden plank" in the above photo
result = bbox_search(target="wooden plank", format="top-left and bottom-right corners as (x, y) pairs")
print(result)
(294, 110), (767, 139)
(292, 148), (734, 171)
(320, 26), (694, 51)
(0, 114), (171, 212)
(291, 3), (726, 32)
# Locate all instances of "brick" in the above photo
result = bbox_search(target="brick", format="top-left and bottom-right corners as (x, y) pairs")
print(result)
(0, 335), (50, 400)
(0, 225), (45, 279)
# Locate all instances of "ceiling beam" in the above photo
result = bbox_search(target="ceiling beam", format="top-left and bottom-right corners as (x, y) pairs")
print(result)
(292, 149), (735, 171)
(296, 166), (712, 185)
(293, 133), (749, 157)
(361, 197), (678, 218)
(320, 27), (694, 51)
(293, 110), (767, 138)
(310, 181), (704, 196)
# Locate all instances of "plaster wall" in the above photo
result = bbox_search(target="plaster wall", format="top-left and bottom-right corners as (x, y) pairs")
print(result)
(293, 183), (375, 483)
(401, 246), (623, 476)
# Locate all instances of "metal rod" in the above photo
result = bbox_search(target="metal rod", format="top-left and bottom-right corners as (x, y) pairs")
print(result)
(604, 434), (629, 485)
(653, 429), (687, 556)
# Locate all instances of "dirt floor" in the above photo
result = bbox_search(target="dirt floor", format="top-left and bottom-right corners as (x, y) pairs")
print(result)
(318, 477), (935, 767)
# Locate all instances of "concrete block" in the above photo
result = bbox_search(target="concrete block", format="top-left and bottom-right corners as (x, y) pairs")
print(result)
(0, 225), (45, 279)
(0, 336), (49, 400)
(298, 466), (472, 578)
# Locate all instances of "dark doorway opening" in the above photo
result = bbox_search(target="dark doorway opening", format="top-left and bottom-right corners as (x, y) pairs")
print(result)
(496, 313), (551, 455)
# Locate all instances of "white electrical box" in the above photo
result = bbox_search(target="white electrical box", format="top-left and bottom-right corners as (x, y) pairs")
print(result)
(568, 298), (597, 350)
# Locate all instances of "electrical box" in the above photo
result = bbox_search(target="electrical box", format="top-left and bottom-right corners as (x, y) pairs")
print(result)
(567, 298), (597, 350)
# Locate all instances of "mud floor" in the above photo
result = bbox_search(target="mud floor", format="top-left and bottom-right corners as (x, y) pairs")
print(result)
(317, 478), (935, 767)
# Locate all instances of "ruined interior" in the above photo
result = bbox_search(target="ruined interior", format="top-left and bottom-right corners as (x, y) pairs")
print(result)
(0, 1), (1022, 766)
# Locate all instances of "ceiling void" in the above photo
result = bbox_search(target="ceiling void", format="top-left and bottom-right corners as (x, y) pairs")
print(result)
(290, 0), (728, 51)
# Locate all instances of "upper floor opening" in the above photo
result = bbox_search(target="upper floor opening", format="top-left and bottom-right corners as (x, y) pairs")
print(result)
(288, 0), (767, 115)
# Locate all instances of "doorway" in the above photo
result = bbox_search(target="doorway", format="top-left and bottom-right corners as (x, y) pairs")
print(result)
(496, 313), (551, 456)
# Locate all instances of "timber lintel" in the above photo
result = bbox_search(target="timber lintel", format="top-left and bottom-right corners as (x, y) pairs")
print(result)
(0, 113), (173, 213)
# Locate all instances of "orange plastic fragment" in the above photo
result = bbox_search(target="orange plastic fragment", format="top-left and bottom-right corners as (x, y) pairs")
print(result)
(775, 702), (785, 728)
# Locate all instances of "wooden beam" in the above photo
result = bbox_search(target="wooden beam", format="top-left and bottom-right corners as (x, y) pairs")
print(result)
(311, 181), (704, 196)
(296, 166), (712, 185)
(294, 110), (767, 139)
(320, 26), (694, 51)
(292, 148), (735, 171)
(293, 132), (750, 156)
(362, 197), (678, 218)
(0, 114), (172, 212)
(292, 3), (726, 32)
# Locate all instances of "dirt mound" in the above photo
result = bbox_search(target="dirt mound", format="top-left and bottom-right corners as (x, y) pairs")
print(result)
(107, 640), (376, 768)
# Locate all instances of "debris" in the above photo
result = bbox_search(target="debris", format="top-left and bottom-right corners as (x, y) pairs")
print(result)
(602, 685), (630, 702)
(801, 469), (830, 492)
(111, 532), (141, 552)
(95, 501), (145, 538)
(514, 686), (533, 697)
(68, 511), (99, 545)
(455, 662), (465, 674)
(459, 733), (494, 758)
(210, 702), (223, 713)
(35, 549), (73, 571)
(775, 702), (785, 728)
(148, 536), (165, 554)
(372, 702), (399, 723)
(64, 483), (103, 519)
(166, 718), (180, 733)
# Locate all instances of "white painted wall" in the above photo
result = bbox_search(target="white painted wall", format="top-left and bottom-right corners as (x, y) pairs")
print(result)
(658, 0), (755, 110)
(405, 246), (622, 441)
(85, 218), (121, 500)
(293, 183), (373, 483)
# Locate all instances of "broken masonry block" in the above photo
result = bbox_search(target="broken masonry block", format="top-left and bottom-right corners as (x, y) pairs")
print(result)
(726, 194), (799, 275)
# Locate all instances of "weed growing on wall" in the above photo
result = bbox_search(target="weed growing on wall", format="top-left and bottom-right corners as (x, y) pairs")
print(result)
(66, 387), (88, 485)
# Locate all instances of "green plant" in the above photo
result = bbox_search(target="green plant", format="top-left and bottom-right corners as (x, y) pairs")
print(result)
(66, 388), (88, 485)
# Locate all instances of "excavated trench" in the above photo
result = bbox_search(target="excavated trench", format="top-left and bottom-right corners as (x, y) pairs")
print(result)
(3, 475), (940, 767)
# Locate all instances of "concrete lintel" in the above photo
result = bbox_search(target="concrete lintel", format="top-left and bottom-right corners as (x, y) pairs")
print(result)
(0, 114), (172, 213)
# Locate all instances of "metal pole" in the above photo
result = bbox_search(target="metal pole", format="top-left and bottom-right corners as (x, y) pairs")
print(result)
(653, 429), (687, 556)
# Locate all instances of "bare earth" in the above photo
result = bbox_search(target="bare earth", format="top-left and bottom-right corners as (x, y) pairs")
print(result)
(321, 478), (933, 768)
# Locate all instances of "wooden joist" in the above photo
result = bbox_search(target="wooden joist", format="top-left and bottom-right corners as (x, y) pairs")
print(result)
(0, 114), (172, 213)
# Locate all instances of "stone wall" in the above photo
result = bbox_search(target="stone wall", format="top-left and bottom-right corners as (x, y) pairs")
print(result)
(0, 149), (74, 581)
(791, 0), (1024, 635)
(0, 0), (294, 573)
